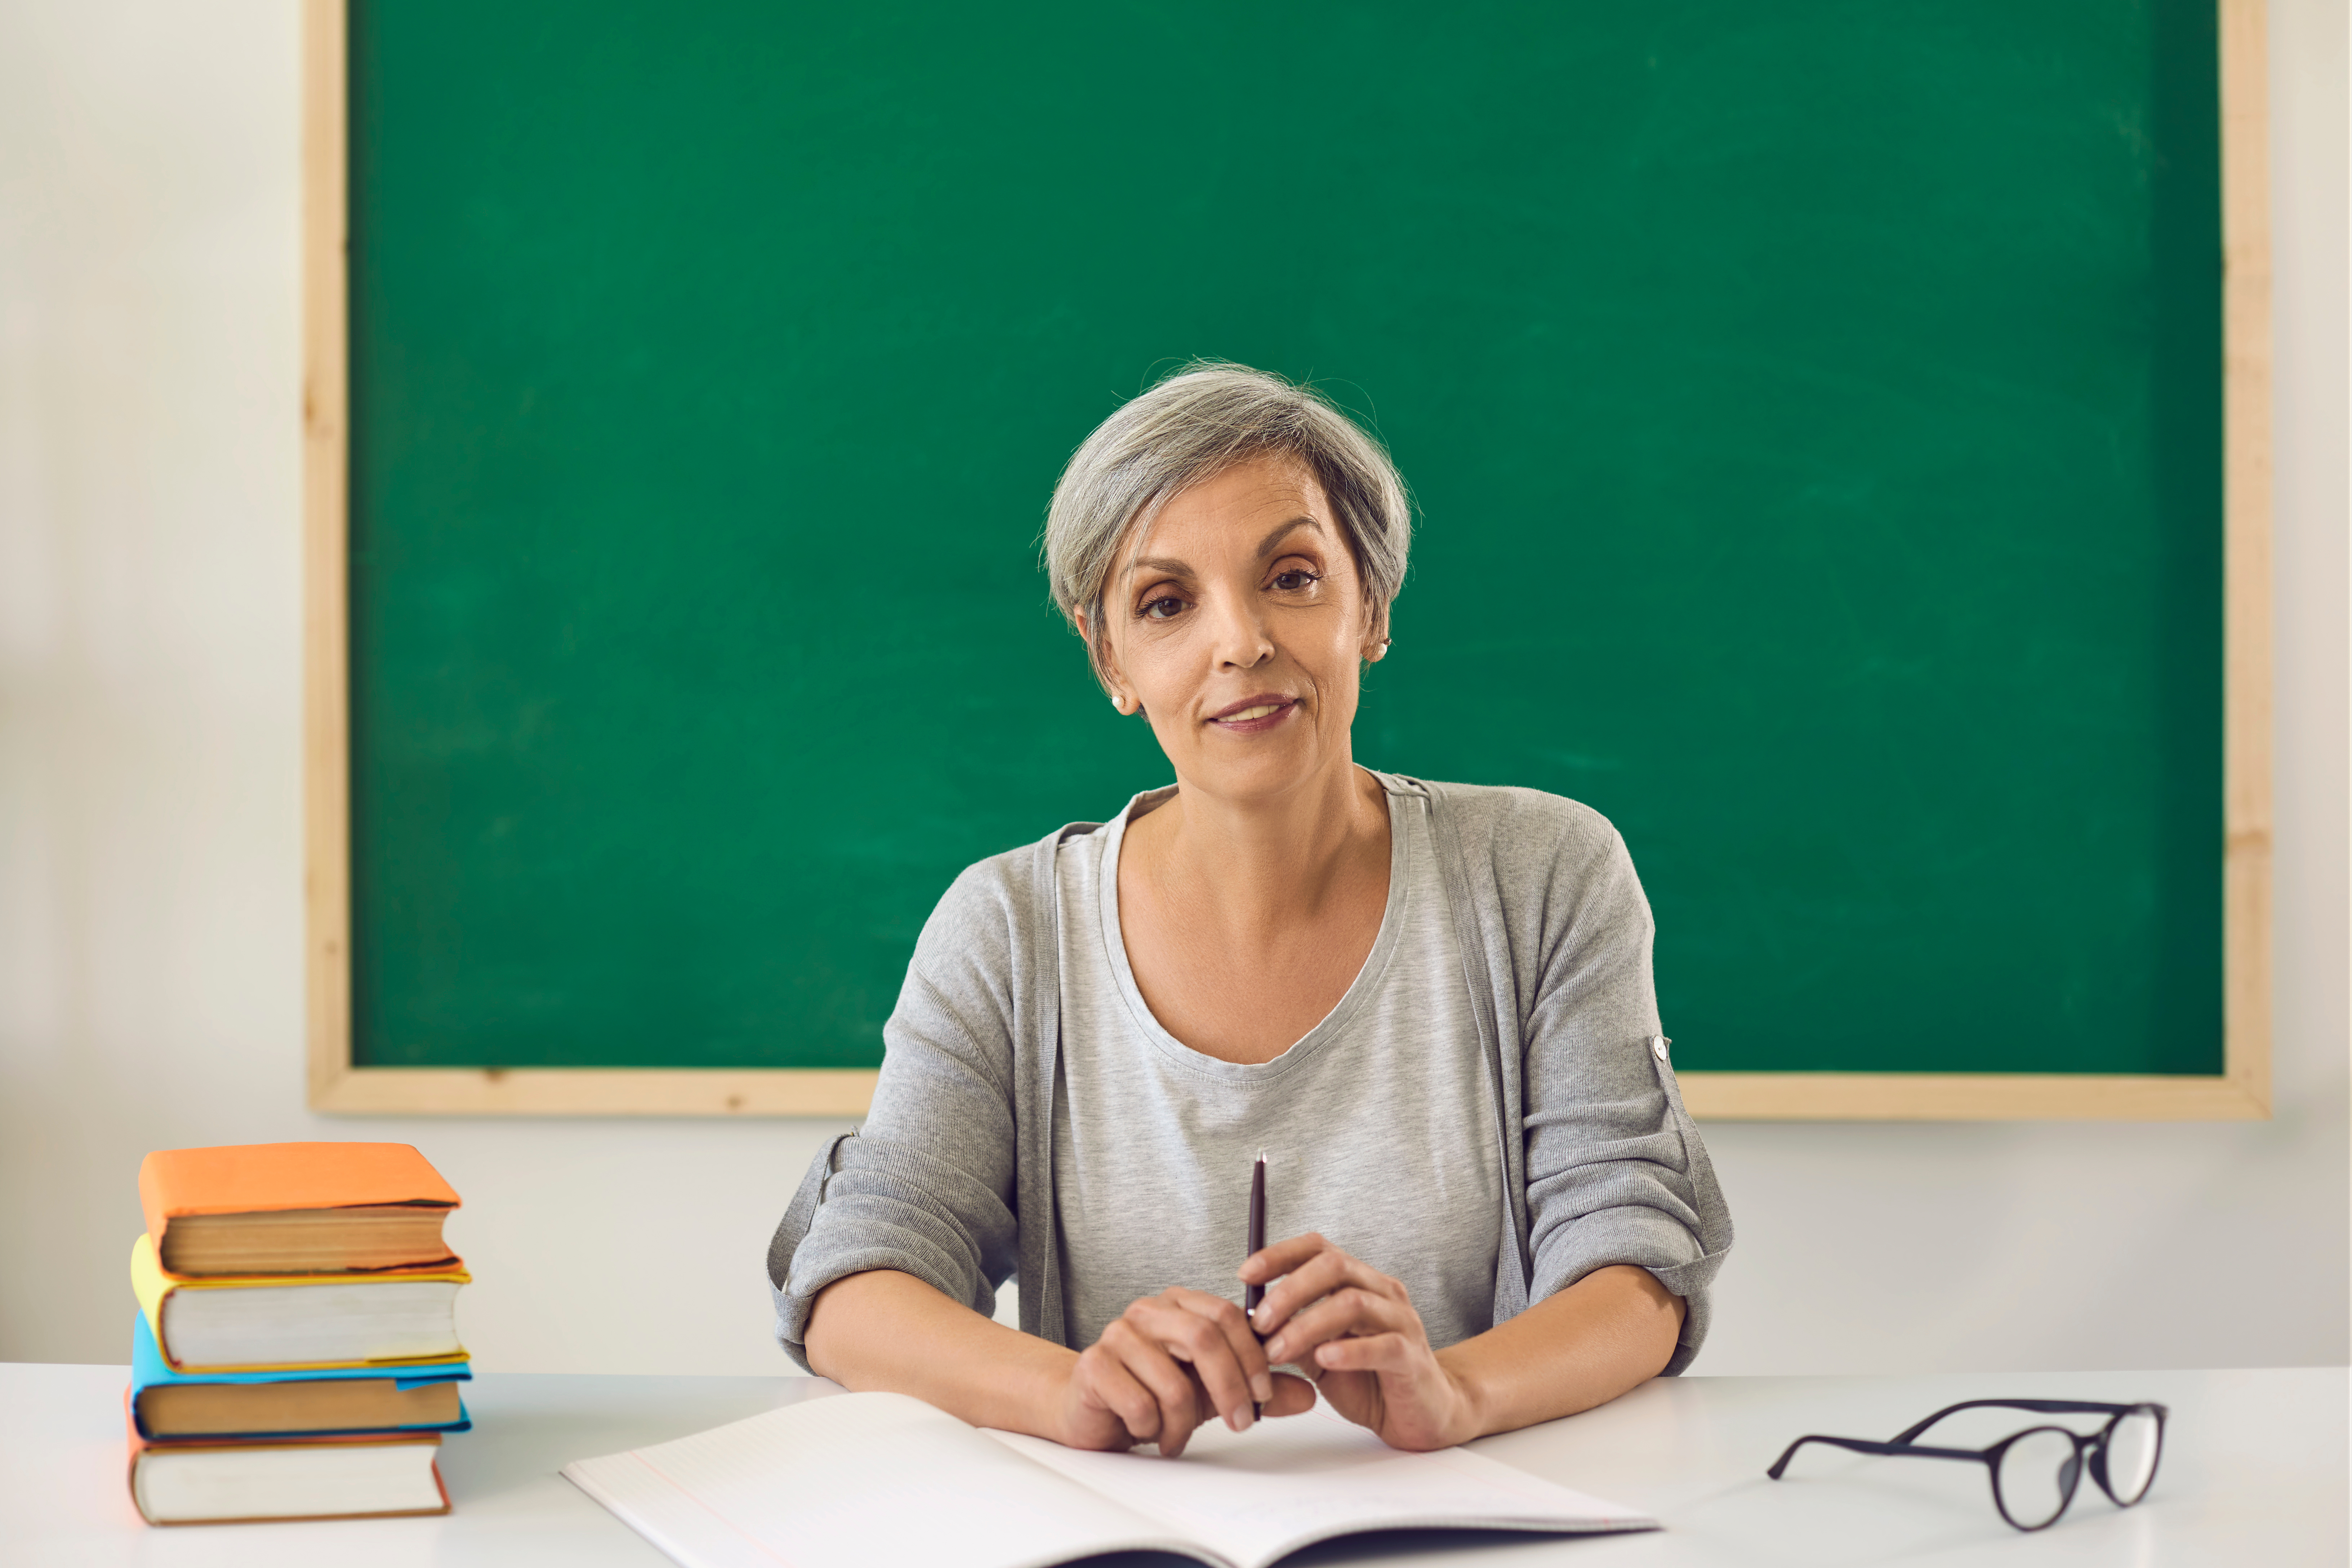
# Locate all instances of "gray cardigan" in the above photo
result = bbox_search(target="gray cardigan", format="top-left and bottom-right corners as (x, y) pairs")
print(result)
(767, 777), (1734, 1376)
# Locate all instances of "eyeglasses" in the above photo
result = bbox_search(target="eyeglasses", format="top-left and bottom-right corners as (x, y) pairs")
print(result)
(1767, 1399), (2168, 1532)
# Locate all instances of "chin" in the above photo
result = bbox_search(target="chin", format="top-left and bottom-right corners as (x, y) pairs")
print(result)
(1179, 738), (1333, 803)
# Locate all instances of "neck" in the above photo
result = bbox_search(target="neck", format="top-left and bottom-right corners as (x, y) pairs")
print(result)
(1130, 757), (1389, 935)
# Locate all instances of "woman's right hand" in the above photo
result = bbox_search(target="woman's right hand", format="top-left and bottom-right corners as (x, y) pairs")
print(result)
(1056, 1286), (1318, 1456)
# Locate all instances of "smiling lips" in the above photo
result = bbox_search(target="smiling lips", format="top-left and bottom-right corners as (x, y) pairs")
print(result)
(1208, 696), (1298, 733)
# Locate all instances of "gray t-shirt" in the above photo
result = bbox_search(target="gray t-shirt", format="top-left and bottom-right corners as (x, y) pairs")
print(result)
(1053, 774), (1504, 1351)
(767, 775), (1733, 1379)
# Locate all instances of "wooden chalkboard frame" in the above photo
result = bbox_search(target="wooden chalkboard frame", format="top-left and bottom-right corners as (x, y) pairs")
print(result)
(303, 0), (2273, 1121)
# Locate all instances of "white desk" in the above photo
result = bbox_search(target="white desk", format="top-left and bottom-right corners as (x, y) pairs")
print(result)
(7, 1363), (2342, 1566)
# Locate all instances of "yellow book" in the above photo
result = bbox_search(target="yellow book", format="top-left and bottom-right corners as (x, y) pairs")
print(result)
(131, 1234), (470, 1375)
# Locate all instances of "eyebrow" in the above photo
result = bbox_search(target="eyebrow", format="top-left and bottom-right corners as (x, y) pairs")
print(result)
(1124, 516), (1322, 579)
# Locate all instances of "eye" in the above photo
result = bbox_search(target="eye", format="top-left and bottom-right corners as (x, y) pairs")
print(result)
(1139, 595), (1189, 620)
(1270, 569), (1322, 593)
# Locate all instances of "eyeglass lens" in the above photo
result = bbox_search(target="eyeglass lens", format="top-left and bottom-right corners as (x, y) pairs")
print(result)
(1994, 1427), (2081, 1529)
(2102, 1409), (2161, 1504)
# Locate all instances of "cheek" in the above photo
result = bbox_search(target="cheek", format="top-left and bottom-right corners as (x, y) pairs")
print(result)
(1303, 619), (1369, 695)
(1116, 629), (1210, 724)
(1315, 661), (1362, 720)
(1121, 629), (1190, 694)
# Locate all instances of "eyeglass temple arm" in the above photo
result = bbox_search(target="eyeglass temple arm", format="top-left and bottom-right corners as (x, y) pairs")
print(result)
(1890, 1398), (2151, 1445)
(1767, 1434), (1986, 1480)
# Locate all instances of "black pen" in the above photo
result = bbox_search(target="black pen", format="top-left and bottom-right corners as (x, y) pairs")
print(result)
(1245, 1150), (1266, 1420)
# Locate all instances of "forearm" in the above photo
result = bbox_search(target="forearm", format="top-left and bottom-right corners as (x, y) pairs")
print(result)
(1438, 1265), (1685, 1439)
(803, 1268), (1074, 1436)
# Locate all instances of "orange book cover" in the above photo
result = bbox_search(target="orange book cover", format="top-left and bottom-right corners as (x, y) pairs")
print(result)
(138, 1143), (460, 1256)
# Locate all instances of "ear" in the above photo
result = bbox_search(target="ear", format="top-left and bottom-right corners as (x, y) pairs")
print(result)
(1360, 602), (1392, 664)
(1075, 608), (1138, 714)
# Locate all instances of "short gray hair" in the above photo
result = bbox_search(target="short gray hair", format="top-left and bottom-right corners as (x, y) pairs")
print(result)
(1042, 362), (1412, 671)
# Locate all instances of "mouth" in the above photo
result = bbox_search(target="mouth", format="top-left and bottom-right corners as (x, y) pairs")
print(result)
(1206, 695), (1300, 733)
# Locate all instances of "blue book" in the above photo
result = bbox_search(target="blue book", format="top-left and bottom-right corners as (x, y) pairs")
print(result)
(130, 1313), (472, 1440)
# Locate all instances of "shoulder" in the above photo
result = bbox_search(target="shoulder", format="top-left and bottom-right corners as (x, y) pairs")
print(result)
(1396, 778), (1654, 994)
(910, 819), (1106, 974)
(1394, 776), (1651, 950)
(1397, 777), (1634, 882)
(882, 821), (1107, 1072)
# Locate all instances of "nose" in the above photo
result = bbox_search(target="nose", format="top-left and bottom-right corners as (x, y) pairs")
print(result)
(1205, 586), (1274, 671)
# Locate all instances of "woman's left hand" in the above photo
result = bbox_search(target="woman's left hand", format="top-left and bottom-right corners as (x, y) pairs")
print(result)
(1240, 1233), (1475, 1452)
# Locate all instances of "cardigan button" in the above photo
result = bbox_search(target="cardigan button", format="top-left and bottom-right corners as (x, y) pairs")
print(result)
(1651, 1036), (1671, 1061)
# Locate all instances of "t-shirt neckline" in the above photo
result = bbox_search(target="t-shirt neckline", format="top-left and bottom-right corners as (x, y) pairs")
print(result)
(1095, 771), (1413, 1083)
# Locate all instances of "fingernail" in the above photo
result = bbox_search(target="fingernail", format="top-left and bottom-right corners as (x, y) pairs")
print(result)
(1225, 1408), (1242, 1433)
(1252, 1373), (1273, 1401)
(1265, 1336), (1286, 1360)
(1236, 1404), (1255, 1432)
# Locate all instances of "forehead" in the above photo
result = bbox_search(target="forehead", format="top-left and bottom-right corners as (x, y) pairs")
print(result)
(1133, 455), (1333, 554)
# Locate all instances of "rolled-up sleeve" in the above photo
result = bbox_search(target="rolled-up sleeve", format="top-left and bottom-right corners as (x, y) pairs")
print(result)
(766, 870), (1025, 1370)
(1518, 819), (1731, 1375)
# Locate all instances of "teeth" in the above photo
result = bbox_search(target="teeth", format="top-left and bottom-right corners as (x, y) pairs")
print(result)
(1225, 704), (1282, 722)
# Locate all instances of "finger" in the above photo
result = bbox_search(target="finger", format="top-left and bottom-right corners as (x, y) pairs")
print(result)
(1312, 1332), (1417, 1375)
(1103, 1320), (1204, 1457)
(1251, 1248), (1352, 1336)
(1265, 1286), (1413, 1365)
(1264, 1371), (1319, 1416)
(1162, 1287), (1275, 1407)
(1239, 1231), (1333, 1285)
(1127, 1297), (1257, 1430)
(1256, 1250), (1400, 1339)
(1075, 1344), (1162, 1444)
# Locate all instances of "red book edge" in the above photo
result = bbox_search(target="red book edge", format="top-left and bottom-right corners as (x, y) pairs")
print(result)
(148, 1253), (469, 1286)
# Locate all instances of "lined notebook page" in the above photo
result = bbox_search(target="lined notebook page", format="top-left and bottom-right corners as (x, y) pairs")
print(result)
(564, 1393), (1198, 1568)
(989, 1404), (1655, 1568)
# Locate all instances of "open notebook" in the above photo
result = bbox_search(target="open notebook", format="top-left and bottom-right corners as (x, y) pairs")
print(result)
(563, 1391), (1654, 1568)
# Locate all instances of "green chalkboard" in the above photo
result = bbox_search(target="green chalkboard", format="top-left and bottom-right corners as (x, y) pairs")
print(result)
(347, 0), (2223, 1077)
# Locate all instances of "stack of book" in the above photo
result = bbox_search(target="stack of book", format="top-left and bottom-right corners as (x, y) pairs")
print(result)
(125, 1142), (472, 1527)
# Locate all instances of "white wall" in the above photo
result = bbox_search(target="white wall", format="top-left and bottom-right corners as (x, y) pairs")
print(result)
(2, 0), (2343, 1377)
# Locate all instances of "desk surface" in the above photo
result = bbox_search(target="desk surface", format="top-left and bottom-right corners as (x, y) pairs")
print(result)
(7, 1363), (2343, 1566)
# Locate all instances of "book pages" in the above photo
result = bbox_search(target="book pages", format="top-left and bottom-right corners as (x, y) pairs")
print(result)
(133, 1439), (445, 1523)
(161, 1278), (465, 1368)
(988, 1403), (1656, 1568)
(564, 1393), (1207, 1568)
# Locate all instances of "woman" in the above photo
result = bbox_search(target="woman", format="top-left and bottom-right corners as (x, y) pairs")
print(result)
(767, 363), (1730, 1458)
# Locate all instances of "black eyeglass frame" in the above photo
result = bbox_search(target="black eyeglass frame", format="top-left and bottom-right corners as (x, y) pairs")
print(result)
(1766, 1399), (2170, 1532)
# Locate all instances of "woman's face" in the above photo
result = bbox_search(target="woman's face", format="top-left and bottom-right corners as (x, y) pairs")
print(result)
(1088, 455), (1387, 808)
